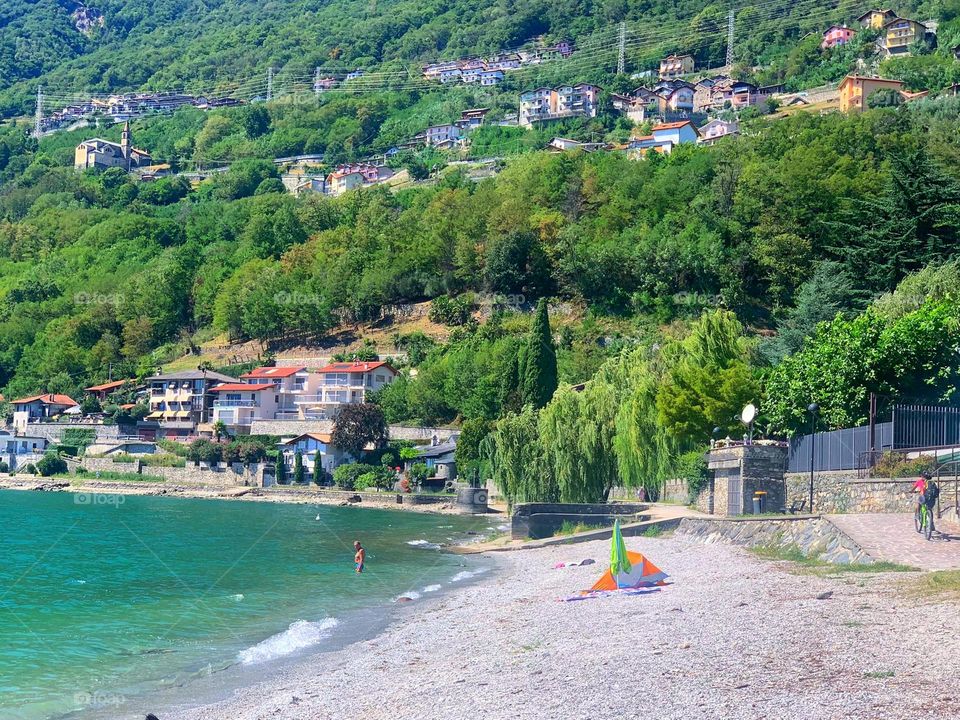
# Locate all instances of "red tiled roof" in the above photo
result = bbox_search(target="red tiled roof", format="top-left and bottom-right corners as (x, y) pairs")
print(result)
(85, 379), (128, 392)
(316, 361), (397, 374)
(12, 393), (78, 406)
(240, 366), (305, 379)
(209, 383), (277, 392)
(652, 120), (694, 130)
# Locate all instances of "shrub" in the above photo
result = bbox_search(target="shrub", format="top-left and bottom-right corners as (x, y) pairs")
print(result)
(157, 439), (190, 457)
(333, 463), (396, 490)
(428, 294), (473, 326)
(140, 454), (186, 468)
(37, 453), (68, 477)
(187, 439), (223, 464)
(62, 428), (96, 449)
(409, 462), (430, 485)
(56, 444), (79, 457)
(22, 463), (37, 475)
(0, 461), (8, 473)
(872, 452), (935, 479)
(74, 466), (87, 475)
(674, 449), (710, 504)
(111, 452), (137, 463)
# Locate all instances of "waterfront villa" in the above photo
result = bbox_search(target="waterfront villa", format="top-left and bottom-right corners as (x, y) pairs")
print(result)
(280, 433), (355, 476)
(11, 394), (79, 423)
(294, 361), (398, 420)
(209, 383), (282, 432)
(140, 370), (240, 439)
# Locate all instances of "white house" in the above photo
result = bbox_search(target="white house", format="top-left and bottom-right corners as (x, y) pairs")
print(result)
(0, 430), (49, 470)
(425, 124), (462, 147)
(279, 433), (355, 477)
(479, 70), (504, 86)
(698, 119), (739, 145)
(240, 366), (318, 419)
(630, 120), (700, 156)
(294, 361), (398, 419)
(209, 383), (281, 432)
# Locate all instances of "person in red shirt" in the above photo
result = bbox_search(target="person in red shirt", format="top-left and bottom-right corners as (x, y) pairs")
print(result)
(913, 471), (938, 535)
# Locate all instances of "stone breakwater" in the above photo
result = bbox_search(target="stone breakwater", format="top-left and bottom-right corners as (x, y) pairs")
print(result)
(676, 516), (875, 565)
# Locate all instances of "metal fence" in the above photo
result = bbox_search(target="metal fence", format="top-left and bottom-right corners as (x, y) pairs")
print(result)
(787, 404), (960, 472)
(892, 405), (960, 450)
(787, 422), (892, 473)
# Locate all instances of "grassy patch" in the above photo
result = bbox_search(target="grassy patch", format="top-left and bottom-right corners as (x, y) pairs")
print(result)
(910, 570), (960, 599)
(863, 670), (895, 679)
(63, 471), (166, 483)
(642, 524), (665, 537)
(750, 544), (919, 575)
(555, 521), (605, 536)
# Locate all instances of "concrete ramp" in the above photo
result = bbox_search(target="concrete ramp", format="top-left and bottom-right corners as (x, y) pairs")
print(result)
(826, 514), (960, 571)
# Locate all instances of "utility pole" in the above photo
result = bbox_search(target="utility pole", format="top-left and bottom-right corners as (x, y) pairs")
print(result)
(314, 66), (321, 98)
(725, 9), (735, 68)
(267, 66), (274, 102)
(34, 85), (43, 138)
(617, 21), (627, 75)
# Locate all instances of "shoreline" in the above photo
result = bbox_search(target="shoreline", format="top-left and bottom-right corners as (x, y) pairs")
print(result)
(163, 533), (960, 720)
(0, 476), (505, 517)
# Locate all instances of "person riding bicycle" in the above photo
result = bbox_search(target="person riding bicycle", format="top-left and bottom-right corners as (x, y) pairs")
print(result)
(913, 471), (939, 535)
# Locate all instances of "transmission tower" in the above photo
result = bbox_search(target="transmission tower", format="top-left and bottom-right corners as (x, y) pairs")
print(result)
(267, 66), (274, 101)
(617, 21), (627, 75)
(725, 9), (735, 68)
(34, 85), (43, 138)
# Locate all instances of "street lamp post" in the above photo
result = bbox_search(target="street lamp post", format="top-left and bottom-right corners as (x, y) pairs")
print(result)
(807, 403), (819, 514)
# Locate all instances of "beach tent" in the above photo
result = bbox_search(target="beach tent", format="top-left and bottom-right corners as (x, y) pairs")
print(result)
(588, 519), (667, 590)
(588, 550), (668, 591)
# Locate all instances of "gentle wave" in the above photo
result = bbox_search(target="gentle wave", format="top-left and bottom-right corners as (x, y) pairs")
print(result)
(450, 567), (488, 583)
(406, 539), (442, 549)
(237, 618), (338, 665)
(394, 590), (421, 601)
(422, 584), (442, 593)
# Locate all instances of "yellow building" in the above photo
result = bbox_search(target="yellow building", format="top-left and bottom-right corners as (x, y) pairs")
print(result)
(880, 17), (928, 56)
(838, 75), (905, 113)
(856, 9), (898, 29)
(74, 121), (151, 171)
(658, 54), (694, 79)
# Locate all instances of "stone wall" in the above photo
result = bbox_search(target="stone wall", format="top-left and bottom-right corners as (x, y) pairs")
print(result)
(72, 456), (266, 486)
(248, 419), (456, 443)
(784, 471), (916, 514)
(676, 516), (874, 565)
(512, 502), (648, 540)
(708, 444), (788, 516)
(22, 424), (122, 443)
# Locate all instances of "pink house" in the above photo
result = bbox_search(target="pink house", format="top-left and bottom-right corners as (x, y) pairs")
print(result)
(822, 25), (856, 49)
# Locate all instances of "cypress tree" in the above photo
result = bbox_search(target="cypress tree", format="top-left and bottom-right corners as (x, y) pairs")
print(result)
(274, 453), (286, 485)
(521, 299), (558, 409)
(293, 449), (305, 484)
(312, 454), (323, 485)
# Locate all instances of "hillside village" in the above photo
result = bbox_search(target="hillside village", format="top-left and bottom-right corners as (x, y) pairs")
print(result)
(65, 8), (955, 198)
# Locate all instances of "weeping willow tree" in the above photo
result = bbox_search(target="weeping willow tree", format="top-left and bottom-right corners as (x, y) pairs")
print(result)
(482, 404), (557, 506)
(539, 361), (625, 503)
(612, 348), (679, 498)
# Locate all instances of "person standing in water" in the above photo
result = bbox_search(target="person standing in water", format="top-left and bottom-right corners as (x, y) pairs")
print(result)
(354, 540), (365, 573)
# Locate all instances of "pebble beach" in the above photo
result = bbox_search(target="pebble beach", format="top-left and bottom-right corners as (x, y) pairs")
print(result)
(169, 533), (960, 720)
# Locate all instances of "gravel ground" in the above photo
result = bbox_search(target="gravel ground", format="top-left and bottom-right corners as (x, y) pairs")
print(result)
(170, 534), (960, 720)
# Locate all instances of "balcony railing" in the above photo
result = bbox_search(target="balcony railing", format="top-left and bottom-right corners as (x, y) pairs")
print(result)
(213, 399), (257, 408)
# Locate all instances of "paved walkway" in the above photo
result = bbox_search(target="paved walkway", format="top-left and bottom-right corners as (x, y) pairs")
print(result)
(827, 513), (960, 571)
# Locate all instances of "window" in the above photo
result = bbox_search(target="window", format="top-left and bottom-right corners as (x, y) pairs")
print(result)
(375, 374), (385, 383)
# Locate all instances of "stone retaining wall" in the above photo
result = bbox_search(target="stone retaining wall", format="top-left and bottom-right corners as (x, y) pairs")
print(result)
(23, 424), (123, 443)
(784, 472), (916, 514)
(70, 456), (266, 486)
(248, 419), (456, 443)
(676, 516), (874, 565)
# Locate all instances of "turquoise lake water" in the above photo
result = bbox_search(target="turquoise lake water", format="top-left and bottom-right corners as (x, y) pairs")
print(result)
(0, 489), (495, 719)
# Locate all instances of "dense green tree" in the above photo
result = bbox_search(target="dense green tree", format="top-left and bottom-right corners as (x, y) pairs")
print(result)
(521, 299), (558, 409)
(332, 403), (388, 459)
